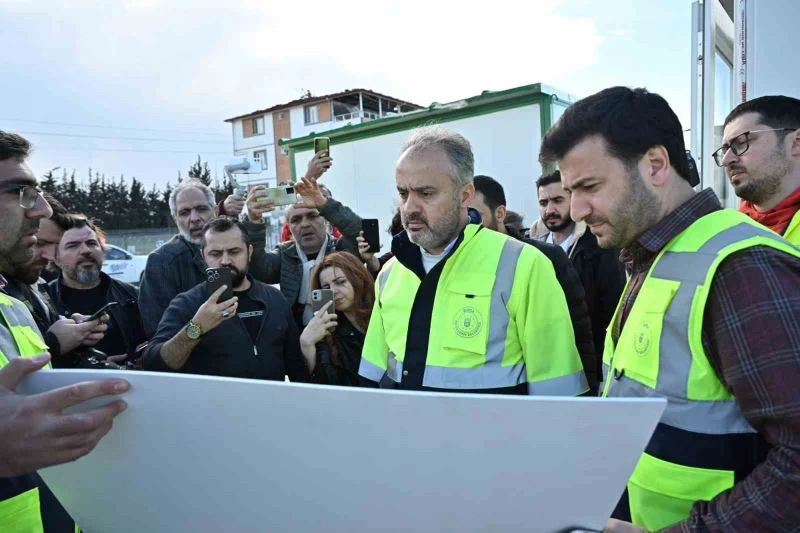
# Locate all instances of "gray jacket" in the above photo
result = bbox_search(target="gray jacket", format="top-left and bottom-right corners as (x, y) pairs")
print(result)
(245, 197), (362, 310)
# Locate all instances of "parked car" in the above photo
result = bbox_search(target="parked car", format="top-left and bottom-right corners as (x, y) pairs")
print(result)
(102, 244), (148, 285)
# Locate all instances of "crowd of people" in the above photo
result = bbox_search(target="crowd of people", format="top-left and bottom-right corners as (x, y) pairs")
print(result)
(0, 88), (799, 532)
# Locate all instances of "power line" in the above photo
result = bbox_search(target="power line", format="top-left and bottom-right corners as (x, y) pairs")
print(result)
(1, 117), (229, 137)
(18, 130), (229, 144)
(38, 145), (232, 155)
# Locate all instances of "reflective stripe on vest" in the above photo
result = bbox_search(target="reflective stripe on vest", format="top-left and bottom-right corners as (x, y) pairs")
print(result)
(602, 210), (800, 531)
(360, 225), (586, 394)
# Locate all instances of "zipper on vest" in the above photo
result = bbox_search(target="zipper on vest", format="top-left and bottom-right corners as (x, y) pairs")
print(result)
(253, 345), (258, 356)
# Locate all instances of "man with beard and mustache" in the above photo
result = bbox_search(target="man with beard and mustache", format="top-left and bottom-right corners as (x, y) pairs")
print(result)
(539, 86), (800, 533)
(358, 126), (587, 396)
(2, 194), (111, 367)
(47, 217), (147, 366)
(245, 161), (363, 329)
(143, 217), (310, 381)
(0, 131), (131, 532)
(530, 170), (626, 361)
(715, 95), (800, 244)
(139, 178), (218, 337)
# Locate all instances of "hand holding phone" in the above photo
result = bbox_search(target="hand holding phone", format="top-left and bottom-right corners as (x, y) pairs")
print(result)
(361, 219), (381, 253)
(86, 302), (120, 322)
(206, 267), (234, 302)
(311, 289), (334, 314)
(314, 137), (330, 156)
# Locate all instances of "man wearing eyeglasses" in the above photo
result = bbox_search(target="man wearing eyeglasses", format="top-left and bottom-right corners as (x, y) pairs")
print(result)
(0, 131), (130, 531)
(715, 95), (800, 244)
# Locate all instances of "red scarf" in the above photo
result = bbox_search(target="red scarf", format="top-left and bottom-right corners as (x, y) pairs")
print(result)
(740, 186), (800, 234)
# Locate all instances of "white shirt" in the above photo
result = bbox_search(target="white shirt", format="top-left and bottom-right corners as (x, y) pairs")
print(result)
(420, 237), (459, 273)
(545, 232), (575, 254)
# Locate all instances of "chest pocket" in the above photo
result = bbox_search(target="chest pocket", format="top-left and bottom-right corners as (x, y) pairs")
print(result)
(438, 274), (494, 362)
(614, 282), (676, 388)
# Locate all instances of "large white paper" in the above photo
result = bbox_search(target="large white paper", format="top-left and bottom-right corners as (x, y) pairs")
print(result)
(21, 370), (665, 533)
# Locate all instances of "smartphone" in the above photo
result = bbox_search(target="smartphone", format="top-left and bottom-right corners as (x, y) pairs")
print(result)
(311, 289), (335, 314)
(206, 267), (233, 302)
(314, 137), (330, 156)
(258, 185), (297, 207)
(361, 218), (381, 253)
(87, 301), (119, 321)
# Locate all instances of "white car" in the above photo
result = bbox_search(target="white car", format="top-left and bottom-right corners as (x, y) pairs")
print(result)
(102, 244), (148, 285)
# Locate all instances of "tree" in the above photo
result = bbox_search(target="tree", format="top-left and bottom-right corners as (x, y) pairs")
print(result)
(187, 155), (212, 186)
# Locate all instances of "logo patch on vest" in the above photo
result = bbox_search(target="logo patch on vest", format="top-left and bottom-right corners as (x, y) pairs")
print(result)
(454, 306), (483, 338)
(634, 320), (652, 356)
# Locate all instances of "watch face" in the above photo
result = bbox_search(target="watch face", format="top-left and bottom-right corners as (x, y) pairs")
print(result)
(186, 323), (201, 339)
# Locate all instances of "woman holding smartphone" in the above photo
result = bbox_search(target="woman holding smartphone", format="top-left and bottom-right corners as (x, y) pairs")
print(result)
(300, 252), (375, 386)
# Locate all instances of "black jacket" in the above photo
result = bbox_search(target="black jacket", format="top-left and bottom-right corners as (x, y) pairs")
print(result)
(142, 277), (310, 381)
(312, 314), (364, 387)
(569, 230), (626, 366)
(138, 234), (206, 337)
(507, 229), (599, 392)
(47, 272), (147, 362)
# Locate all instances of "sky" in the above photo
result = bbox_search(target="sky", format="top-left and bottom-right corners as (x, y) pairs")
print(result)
(0, 0), (693, 191)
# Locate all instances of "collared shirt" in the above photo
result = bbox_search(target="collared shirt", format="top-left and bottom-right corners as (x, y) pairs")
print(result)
(420, 235), (459, 273)
(617, 188), (800, 532)
(545, 231), (575, 254)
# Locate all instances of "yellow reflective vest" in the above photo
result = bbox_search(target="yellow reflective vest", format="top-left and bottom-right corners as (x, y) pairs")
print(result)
(0, 291), (79, 533)
(360, 223), (587, 395)
(784, 209), (800, 245)
(602, 209), (800, 531)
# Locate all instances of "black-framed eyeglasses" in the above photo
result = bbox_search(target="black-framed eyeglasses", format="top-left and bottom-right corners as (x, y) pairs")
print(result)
(712, 128), (797, 167)
(0, 183), (45, 209)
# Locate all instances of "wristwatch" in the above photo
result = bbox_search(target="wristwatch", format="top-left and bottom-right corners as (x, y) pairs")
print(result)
(186, 321), (204, 340)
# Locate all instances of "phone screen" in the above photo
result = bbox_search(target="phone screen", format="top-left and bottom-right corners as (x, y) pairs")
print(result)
(361, 219), (381, 253)
(206, 267), (234, 302)
(314, 137), (330, 155)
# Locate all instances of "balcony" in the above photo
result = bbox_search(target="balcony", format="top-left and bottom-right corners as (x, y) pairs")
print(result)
(333, 110), (381, 122)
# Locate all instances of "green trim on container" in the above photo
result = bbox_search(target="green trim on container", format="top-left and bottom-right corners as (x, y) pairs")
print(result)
(281, 83), (575, 153)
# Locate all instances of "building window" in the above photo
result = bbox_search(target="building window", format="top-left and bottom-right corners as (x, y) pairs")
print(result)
(304, 105), (318, 125)
(243, 116), (265, 137)
(253, 150), (268, 170)
(277, 112), (285, 120)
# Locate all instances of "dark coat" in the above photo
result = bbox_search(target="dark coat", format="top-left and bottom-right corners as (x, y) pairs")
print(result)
(568, 230), (627, 366)
(508, 229), (599, 392)
(47, 271), (147, 362)
(138, 234), (206, 337)
(142, 277), (310, 381)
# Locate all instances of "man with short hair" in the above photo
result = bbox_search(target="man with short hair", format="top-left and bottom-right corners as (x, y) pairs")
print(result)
(2, 194), (110, 367)
(716, 95), (800, 244)
(143, 217), (310, 381)
(530, 170), (626, 363)
(139, 178), (218, 336)
(539, 86), (800, 532)
(359, 126), (587, 396)
(48, 217), (146, 365)
(246, 159), (363, 328)
(0, 130), (130, 531)
(468, 174), (598, 392)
